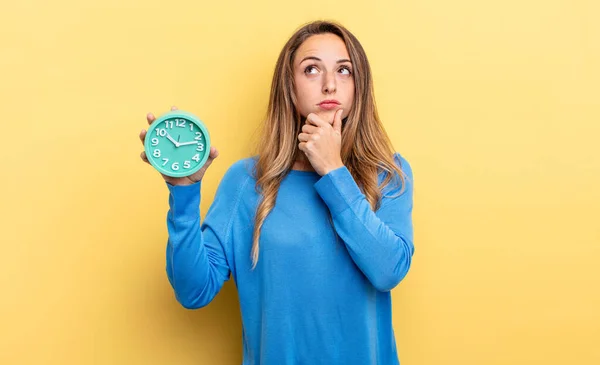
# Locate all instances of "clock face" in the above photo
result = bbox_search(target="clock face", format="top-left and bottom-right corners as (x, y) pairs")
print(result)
(144, 111), (211, 177)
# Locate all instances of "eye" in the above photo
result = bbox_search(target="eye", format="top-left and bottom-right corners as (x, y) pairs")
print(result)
(339, 66), (352, 75)
(304, 65), (319, 74)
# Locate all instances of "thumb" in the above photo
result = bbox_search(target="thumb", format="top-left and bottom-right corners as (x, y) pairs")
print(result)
(206, 146), (219, 164)
(333, 109), (343, 133)
(201, 147), (219, 168)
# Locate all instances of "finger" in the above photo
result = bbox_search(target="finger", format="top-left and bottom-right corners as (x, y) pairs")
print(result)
(333, 109), (343, 133)
(298, 133), (310, 142)
(139, 129), (146, 144)
(301, 124), (319, 134)
(298, 142), (306, 153)
(171, 105), (178, 111)
(147, 112), (155, 125)
(206, 147), (219, 163)
(209, 146), (219, 159)
(202, 147), (219, 169)
(305, 113), (327, 128)
(207, 146), (219, 162)
(140, 151), (149, 164)
(299, 141), (313, 152)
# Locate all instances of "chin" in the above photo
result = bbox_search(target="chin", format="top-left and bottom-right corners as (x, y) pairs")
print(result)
(298, 107), (342, 122)
(319, 109), (342, 119)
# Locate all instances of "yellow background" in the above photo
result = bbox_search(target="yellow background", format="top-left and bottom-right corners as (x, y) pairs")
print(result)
(1, 0), (598, 364)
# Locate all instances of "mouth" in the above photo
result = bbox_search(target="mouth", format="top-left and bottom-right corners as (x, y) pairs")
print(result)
(318, 100), (341, 110)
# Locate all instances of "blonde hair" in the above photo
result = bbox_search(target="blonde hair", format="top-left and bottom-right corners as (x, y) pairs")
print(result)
(250, 20), (407, 269)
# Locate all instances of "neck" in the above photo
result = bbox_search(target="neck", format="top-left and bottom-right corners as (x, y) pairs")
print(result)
(292, 152), (315, 172)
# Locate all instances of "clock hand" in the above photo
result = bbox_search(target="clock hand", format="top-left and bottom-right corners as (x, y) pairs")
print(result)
(178, 141), (200, 146)
(165, 132), (180, 147)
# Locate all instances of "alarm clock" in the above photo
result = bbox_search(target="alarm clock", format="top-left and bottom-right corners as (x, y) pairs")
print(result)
(144, 110), (211, 177)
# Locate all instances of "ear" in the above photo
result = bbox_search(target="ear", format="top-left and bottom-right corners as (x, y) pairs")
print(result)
(333, 109), (343, 133)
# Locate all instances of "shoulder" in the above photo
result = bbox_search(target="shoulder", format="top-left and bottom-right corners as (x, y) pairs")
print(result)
(379, 152), (414, 196)
(393, 152), (413, 180)
(223, 156), (257, 179)
(217, 156), (257, 193)
(378, 152), (413, 179)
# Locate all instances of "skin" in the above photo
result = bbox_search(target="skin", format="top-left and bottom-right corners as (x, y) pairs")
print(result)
(292, 33), (355, 175)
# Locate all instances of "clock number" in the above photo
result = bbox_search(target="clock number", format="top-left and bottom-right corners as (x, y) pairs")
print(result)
(151, 138), (159, 146)
(172, 162), (180, 171)
(192, 153), (200, 162)
(184, 161), (191, 168)
(164, 121), (174, 129)
(153, 149), (161, 158)
(162, 158), (169, 166)
(156, 128), (167, 137)
(176, 119), (186, 128)
(189, 123), (194, 132)
(195, 132), (203, 140)
(196, 143), (204, 152)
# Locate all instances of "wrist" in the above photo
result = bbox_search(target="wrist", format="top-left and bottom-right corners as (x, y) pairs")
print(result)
(322, 162), (345, 175)
(166, 177), (200, 187)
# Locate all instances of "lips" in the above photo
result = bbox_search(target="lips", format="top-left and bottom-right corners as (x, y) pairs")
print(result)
(318, 99), (341, 110)
(318, 99), (340, 106)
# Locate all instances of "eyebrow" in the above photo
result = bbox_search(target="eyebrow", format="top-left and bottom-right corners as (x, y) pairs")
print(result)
(299, 56), (352, 64)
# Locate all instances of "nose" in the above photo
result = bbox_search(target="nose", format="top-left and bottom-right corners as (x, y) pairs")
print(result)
(322, 71), (336, 94)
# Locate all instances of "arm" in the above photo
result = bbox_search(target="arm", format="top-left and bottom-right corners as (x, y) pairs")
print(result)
(314, 153), (414, 292)
(165, 166), (243, 309)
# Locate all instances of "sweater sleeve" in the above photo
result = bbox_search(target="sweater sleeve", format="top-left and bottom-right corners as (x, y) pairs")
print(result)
(165, 163), (244, 309)
(313, 153), (414, 292)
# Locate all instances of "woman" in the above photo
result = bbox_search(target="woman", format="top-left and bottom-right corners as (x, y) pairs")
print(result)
(139, 20), (414, 365)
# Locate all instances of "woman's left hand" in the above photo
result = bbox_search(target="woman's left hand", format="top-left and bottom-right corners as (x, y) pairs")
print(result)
(298, 109), (345, 176)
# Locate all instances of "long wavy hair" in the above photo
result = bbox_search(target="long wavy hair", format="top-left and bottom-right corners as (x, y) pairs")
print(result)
(250, 20), (407, 269)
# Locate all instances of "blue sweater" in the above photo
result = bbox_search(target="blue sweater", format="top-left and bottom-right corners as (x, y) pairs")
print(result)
(165, 153), (414, 365)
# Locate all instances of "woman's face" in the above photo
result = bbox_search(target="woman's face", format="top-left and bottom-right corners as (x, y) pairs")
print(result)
(293, 33), (355, 124)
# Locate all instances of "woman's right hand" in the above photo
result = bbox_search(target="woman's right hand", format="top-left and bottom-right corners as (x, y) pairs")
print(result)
(139, 106), (219, 186)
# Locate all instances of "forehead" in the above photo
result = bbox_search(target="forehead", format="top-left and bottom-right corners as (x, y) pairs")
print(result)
(294, 33), (350, 64)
